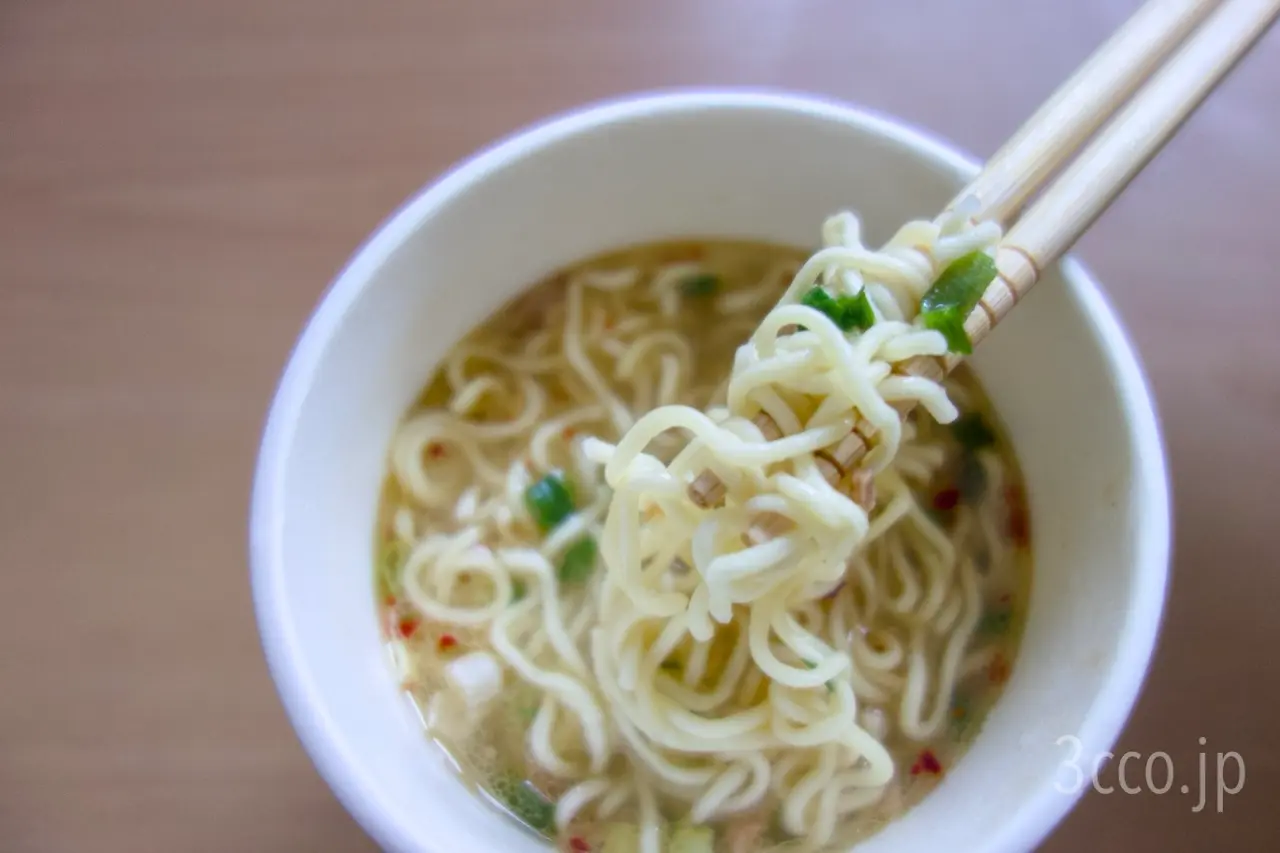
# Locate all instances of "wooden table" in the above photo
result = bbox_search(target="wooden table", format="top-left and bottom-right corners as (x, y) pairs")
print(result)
(3, 1), (1277, 849)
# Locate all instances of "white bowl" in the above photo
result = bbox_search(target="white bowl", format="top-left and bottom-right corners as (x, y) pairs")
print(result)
(250, 90), (1170, 853)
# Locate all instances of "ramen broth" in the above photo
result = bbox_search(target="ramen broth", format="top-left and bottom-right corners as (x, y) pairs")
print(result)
(375, 239), (1031, 852)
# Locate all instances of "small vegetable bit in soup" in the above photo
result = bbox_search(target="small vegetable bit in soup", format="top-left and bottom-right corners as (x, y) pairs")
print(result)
(376, 227), (1032, 852)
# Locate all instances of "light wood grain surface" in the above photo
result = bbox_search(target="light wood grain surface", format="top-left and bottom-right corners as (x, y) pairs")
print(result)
(3, 1), (1277, 850)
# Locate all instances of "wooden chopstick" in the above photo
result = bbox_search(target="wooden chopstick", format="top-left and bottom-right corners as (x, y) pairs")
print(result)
(955, 0), (1280, 363)
(688, 0), (1212, 514)
(688, 0), (1278, 532)
(957, 0), (1219, 228)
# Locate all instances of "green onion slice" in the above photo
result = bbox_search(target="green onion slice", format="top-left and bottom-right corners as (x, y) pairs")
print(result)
(523, 473), (575, 531)
(800, 286), (876, 332)
(679, 272), (720, 297)
(919, 251), (998, 354)
(978, 607), (1013, 635)
(495, 779), (555, 834)
(952, 412), (997, 450)
(376, 540), (408, 599)
(558, 537), (598, 584)
(952, 409), (998, 448)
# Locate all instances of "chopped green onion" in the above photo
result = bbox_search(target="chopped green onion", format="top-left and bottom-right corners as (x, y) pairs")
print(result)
(840, 288), (875, 331)
(978, 607), (1013, 635)
(679, 272), (720, 297)
(921, 309), (971, 354)
(952, 412), (996, 449)
(919, 251), (998, 354)
(494, 779), (555, 834)
(376, 540), (408, 599)
(801, 285), (837, 315)
(558, 537), (598, 584)
(524, 473), (575, 531)
(801, 286), (875, 332)
(511, 579), (527, 602)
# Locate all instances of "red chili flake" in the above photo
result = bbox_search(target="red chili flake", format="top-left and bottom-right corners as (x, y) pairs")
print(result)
(562, 426), (577, 441)
(426, 442), (447, 460)
(395, 616), (420, 639)
(437, 633), (458, 652)
(568, 838), (591, 853)
(932, 487), (961, 511)
(988, 652), (1011, 685)
(918, 749), (943, 775)
(603, 317), (615, 331)
(1008, 511), (1030, 547)
(1001, 485), (1029, 546)
(383, 593), (398, 607)
(998, 592), (1012, 604)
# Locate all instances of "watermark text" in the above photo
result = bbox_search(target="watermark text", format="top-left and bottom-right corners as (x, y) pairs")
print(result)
(1055, 735), (1244, 813)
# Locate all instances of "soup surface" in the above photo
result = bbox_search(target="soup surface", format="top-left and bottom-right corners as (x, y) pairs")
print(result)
(375, 239), (1031, 852)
